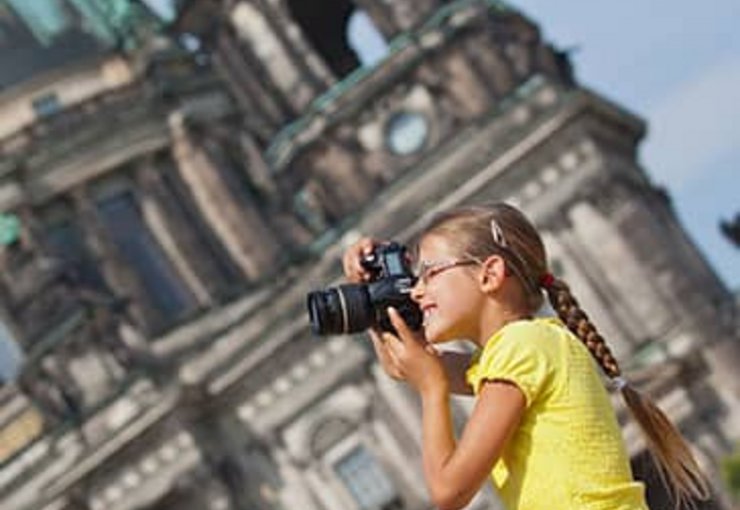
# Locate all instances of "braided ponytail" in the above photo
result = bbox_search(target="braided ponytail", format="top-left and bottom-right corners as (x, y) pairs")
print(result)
(543, 275), (710, 507)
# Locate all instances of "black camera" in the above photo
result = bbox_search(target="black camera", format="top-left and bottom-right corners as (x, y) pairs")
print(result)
(307, 242), (422, 335)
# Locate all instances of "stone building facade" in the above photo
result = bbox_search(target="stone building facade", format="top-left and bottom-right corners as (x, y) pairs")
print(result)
(0, 1), (738, 509)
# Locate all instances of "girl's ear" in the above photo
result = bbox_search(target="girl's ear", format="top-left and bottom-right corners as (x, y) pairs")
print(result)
(479, 255), (507, 293)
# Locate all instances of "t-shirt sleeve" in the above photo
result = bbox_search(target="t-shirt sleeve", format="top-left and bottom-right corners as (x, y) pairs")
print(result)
(466, 328), (552, 408)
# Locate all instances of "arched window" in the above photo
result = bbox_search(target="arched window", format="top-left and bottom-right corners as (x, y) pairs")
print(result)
(44, 217), (107, 292)
(334, 445), (401, 510)
(347, 10), (388, 68)
(287, 0), (387, 77)
(97, 190), (196, 325)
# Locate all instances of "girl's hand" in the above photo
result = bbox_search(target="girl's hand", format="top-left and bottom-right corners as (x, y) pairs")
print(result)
(382, 307), (449, 395)
(342, 237), (378, 283)
(368, 328), (405, 380)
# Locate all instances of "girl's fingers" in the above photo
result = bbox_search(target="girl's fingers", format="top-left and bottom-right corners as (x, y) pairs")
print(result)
(360, 239), (375, 256)
(387, 307), (422, 345)
(387, 307), (407, 337)
(382, 331), (404, 357)
(342, 237), (377, 282)
(381, 332), (404, 375)
(370, 330), (394, 364)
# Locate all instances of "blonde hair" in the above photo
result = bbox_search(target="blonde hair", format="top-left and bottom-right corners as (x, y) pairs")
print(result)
(419, 203), (709, 506)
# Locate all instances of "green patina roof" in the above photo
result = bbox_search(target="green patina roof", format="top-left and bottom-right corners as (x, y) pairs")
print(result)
(0, 213), (21, 246)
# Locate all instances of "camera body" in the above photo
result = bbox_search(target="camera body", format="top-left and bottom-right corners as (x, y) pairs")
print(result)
(307, 242), (422, 335)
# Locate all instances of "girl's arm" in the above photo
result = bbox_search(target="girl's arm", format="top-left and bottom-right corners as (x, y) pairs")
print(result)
(420, 380), (524, 510)
(385, 308), (525, 510)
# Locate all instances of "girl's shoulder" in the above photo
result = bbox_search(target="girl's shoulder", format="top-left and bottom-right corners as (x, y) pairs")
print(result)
(470, 318), (570, 375)
(475, 318), (571, 376)
(490, 317), (567, 352)
(469, 318), (567, 403)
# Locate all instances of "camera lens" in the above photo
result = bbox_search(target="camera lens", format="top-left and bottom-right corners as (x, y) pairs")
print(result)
(307, 283), (374, 335)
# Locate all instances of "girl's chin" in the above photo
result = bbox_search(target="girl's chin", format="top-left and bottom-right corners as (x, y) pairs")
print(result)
(422, 325), (451, 344)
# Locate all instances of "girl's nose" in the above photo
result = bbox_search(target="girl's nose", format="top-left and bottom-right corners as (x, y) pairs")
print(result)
(411, 279), (424, 302)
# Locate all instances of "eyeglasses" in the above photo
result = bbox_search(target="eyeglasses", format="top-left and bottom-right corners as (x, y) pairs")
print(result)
(415, 259), (479, 286)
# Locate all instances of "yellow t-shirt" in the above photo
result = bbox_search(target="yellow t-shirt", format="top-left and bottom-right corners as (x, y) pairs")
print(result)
(466, 318), (647, 510)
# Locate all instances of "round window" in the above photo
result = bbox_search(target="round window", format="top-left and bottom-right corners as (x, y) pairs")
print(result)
(385, 111), (429, 155)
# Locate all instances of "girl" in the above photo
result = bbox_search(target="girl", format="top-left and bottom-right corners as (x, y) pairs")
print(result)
(343, 203), (708, 510)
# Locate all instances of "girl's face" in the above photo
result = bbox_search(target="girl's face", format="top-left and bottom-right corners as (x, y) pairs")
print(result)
(412, 234), (486, 343)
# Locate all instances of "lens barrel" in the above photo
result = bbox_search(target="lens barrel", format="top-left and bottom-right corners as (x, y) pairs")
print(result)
(307, 283), (374, 335)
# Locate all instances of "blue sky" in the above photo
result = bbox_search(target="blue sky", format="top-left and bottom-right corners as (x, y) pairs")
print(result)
(512, 0), (739, 290)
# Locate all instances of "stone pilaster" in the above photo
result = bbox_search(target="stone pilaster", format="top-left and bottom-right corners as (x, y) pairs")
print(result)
(370, 364), (423, 449)
(299, 140), (376, 220)
(236, 131), (278, 198)
(436, 47), (491, 120)
(461, 34), (517, 100)
(541, 209), (639, 360)
(352, 0), (400, 40)
(168, 114), (282, 282)
(205, 122), (279, 200)
(271, 443), (323, 510)
(369, 410), (427, 503)
(230, 2), (316, 113)
(261, 0), (334, 89)
(568, 199), (676, 344)
(214, 25), (289, 129)
(135, 161), (212, 307)
(191, 412), (283, 510)
(387, 0), (438, 31)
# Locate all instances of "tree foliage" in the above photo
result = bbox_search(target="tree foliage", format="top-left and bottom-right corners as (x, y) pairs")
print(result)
(720, 213), (740, 248)
(722, 443), (740, 502)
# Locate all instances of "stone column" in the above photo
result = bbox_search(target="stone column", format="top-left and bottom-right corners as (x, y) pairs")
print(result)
(301, 140), (376, 219)
(352, 0), (400, 40)
(204, 124), (310, 252)
(169, 113), (282, 281)
(542, 211), (638, 360)
(135, 161), (212, 307)
(568, 197), (674, 343)
(271, 443), (323, 510)
(437, 48), (491, 120)
(263, 1), (334, 88)
(462, 34), (516, 99)
(64, 488), (93, 510)
(498, 12), (541, 79)
(195, 410), (297, 510)
(370, 364), (423, 448)
(192, 415), (253, 510)
(214, 26), (288, 128)
(370, 416), (427, 502)
(387, 0), (437, 31)
(303, 468), (349, 510)
(230, 2), (315, 113)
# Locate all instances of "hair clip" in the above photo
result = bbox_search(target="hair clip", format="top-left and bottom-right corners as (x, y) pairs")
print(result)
(490, 218), (508, 247)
